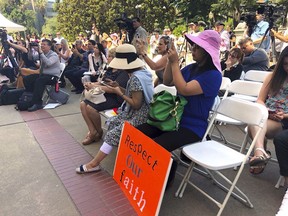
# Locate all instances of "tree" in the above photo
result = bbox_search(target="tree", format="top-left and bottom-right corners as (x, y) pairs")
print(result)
(0, 0), (47, 34)
(56, 0), (177, 41)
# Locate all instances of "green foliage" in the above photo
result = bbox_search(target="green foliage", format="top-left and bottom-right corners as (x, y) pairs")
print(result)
(42, 17), (58, 35)
(56, 0), (178, 41)
(172, 24), (187, 37)
(0, 0), (45, 34)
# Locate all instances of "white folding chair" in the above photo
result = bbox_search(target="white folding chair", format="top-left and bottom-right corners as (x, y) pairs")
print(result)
(153, 83), (177, 95)
(244, 70), (271, 83)
(43, 63), (66, 104)
(211, 80), (263, 147)
(175, 97), (268, 216)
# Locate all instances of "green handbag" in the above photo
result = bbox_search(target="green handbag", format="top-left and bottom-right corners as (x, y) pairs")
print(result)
(147, 90), (188, 131)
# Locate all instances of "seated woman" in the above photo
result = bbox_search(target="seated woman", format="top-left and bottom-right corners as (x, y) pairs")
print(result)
(76, 44), (154, 173)
(66, 43), (107, 94)
(55, 39), (71, 64)
(87, 43), (107, 82)
(248, 46), (288, 174)
(136, 30), (222, 184)
(138, 36), (169, 86)
(222, 47), (244, 82)
(80, 48), (130, 145)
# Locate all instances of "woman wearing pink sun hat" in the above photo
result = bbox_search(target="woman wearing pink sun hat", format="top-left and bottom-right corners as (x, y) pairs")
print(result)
(137, 30), (222, 186)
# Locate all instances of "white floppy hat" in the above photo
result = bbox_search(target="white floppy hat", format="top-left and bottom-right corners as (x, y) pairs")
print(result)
(109, 44), (144, 70)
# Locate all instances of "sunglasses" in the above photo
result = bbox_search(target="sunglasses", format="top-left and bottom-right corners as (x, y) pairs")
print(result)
(190, 43), (200, 51)
(229, 53), (238, 58)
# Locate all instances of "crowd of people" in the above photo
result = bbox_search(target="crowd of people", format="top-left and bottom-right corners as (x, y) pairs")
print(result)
(1, 10), (288, 213)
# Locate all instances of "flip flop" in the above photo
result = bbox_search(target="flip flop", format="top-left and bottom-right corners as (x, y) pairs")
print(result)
(76, 164), (101, 174)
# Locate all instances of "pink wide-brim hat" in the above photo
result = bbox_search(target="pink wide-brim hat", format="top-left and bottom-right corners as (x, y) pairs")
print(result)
(185, 30), (221, 72)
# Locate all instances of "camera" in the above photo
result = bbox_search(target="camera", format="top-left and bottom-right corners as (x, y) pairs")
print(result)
(0, 27), (18, 70)
(0, 28), (8, 44)
(240, 2), (286, 35)
(114, 13), (135, 44)
(29, 42), (39, 47)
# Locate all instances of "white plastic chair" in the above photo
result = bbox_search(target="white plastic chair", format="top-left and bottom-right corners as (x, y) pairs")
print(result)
(244, 70), (271, 83)
(211, 80), (263, 147)
(175, 97), (268, 216)
(153, 83), (177, 95)
(43, 63), (67, 104)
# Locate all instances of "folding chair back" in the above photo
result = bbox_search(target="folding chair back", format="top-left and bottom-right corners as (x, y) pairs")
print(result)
(154, 84), (177, 96)
(175, 97), (268, 215)
(244, 70), (271, 83)
(223, 80), (263, 100)
(220, 77), (231, 91)
(59, 63), (66, 78)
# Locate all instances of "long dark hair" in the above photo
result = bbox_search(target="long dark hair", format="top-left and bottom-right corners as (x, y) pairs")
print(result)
(199, 49), (216, 71)
(96, 43), (106, 63)
(269, 46), (288, 95)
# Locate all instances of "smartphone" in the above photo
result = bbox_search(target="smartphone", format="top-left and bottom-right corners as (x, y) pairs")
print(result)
(268, 109), (276, 114)
(166, 37), (172, 50)
(100, 80), (111, 87)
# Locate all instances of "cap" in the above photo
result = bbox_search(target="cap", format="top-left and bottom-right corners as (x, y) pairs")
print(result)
(215, 21), (225, 26)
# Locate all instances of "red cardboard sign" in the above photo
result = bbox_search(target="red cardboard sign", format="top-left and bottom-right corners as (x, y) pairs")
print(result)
(113, 122), (172, 216)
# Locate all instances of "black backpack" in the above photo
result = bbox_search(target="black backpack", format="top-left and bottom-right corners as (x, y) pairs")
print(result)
(0, 85), (25, 105)
(15, 91), (33, 111)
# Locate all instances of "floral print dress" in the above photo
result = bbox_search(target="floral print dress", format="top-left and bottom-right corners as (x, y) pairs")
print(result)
(104, 75), (151, 146)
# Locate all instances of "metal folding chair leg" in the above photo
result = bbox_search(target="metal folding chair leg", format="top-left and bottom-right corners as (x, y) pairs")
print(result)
(275, 176), (286, 189)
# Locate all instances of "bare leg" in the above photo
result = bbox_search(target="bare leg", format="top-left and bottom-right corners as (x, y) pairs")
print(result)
(249, 119), (282, 157)
(85, 150), (107, 169)
(80, 101), (96, 137)
(86, 105), (103, 139)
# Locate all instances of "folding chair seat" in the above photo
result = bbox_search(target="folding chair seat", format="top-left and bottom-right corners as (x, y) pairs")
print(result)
(175, 97), (268, 216)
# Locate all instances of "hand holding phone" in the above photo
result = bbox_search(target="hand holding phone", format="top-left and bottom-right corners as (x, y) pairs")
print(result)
(100, 80), (112, 87)
(268, 109), (276, 114)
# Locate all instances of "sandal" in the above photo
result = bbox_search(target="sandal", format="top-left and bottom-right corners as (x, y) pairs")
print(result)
(249, 148), (271, 175)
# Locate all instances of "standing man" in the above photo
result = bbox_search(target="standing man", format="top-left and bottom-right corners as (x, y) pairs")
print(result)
(131, 17), (148, 53)
(23, 39), (60, 111)
(251, 7), (270, 53)
(54, 32), (64, 44)
(238, 37), (269, 72)
(215, 21), (230, 60)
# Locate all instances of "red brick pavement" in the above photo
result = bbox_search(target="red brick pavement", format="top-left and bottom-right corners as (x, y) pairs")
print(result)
(20, 110), (137, 216)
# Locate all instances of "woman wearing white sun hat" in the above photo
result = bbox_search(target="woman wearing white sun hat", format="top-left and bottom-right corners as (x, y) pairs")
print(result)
(76, 43), (154, 174)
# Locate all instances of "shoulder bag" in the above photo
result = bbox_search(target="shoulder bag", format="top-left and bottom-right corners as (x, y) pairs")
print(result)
(147, 90), (187, 131)
(83, 87), (106, 104)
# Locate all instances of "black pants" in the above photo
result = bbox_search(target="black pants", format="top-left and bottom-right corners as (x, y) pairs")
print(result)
(136, 123), (202, 186)
(65, 67), (87, 91)
(136, 123), (201, 152)
(274, 130), (288, 177)
(23, 74), (57, 105)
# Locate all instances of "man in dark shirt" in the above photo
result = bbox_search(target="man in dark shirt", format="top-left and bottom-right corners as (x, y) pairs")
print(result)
(65, 39), (96, 93)
(60, 40), (85, 87)
(238, 37), (269, 72)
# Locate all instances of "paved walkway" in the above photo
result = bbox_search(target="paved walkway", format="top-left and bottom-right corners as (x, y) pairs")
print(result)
(0, 90), (287, 216)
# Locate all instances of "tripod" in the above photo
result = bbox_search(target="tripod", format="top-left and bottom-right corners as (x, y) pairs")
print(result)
(258, 19), (276, 64)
